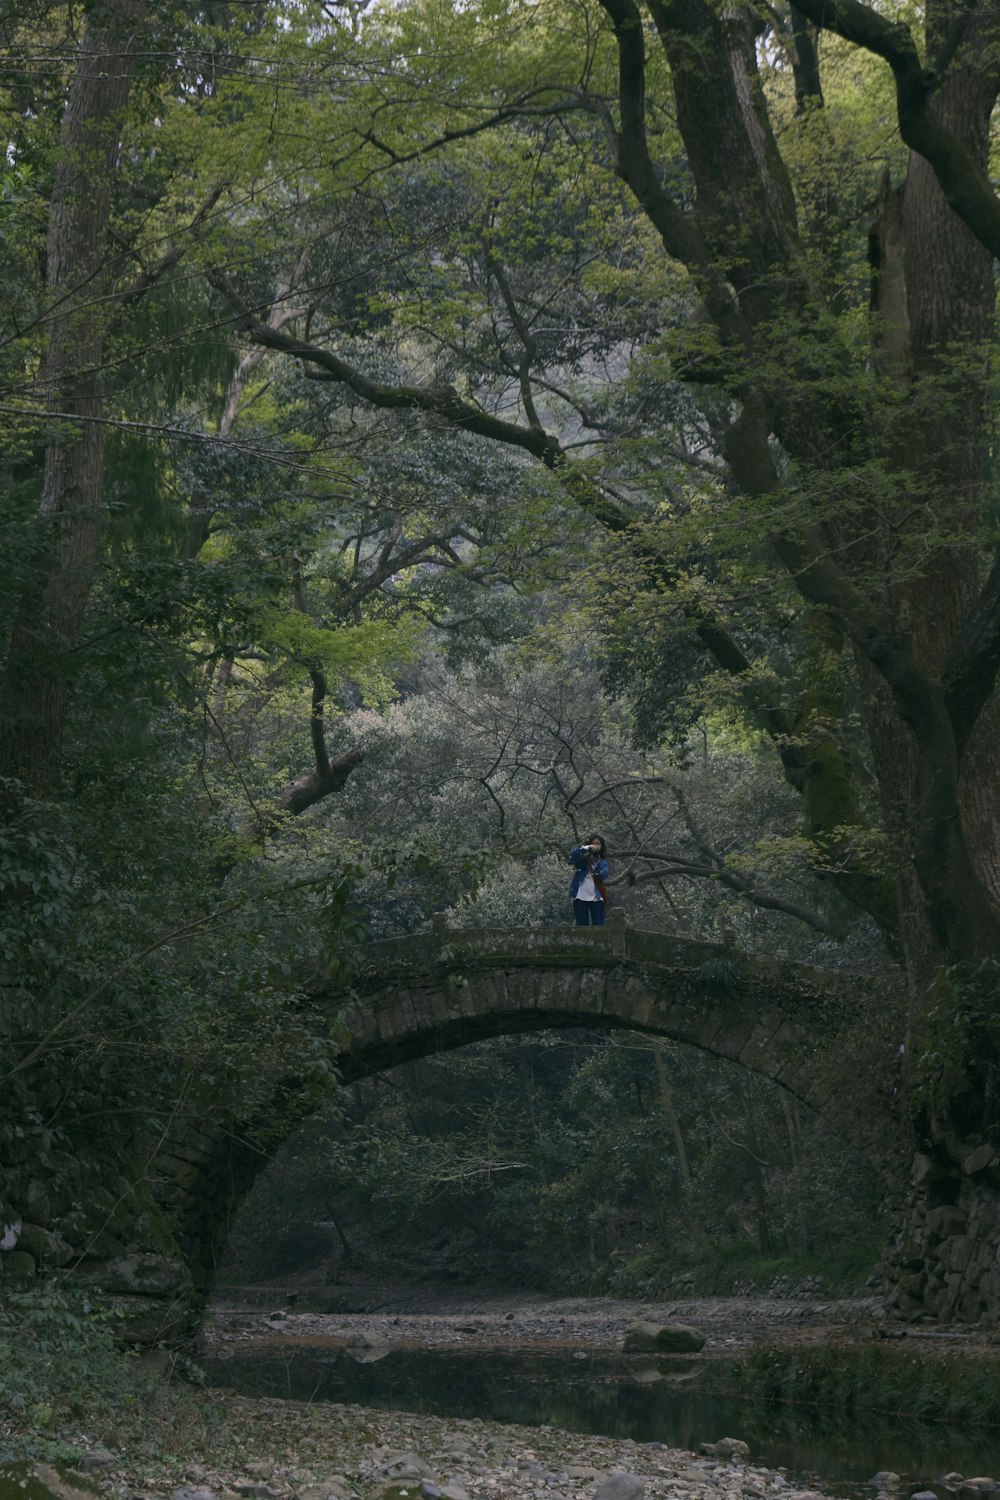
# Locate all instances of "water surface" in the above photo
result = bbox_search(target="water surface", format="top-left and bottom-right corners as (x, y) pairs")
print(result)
(204, 1345), (1000, 1497)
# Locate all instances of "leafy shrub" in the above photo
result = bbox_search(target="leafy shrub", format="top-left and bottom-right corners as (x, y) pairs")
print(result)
(0, 1286), (158, 1460)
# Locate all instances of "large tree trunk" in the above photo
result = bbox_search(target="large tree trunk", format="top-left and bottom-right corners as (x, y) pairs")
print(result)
(0, 0), (145, 797)
(605, 0), (1000, 1317)
(889, 41), (1000, 922)
(875, 51), (1000, 1314)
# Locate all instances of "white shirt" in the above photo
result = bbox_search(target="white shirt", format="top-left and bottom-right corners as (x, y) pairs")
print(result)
(577, 871), (598, 901)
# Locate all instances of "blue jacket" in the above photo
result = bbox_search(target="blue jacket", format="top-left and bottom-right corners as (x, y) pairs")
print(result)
(569, 845), (609, 899)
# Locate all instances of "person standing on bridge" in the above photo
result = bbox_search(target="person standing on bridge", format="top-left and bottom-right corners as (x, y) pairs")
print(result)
(569, 836), (609, 926)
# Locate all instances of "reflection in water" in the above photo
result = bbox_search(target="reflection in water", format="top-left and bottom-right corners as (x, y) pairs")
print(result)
(203, 1347), (1000, 1498)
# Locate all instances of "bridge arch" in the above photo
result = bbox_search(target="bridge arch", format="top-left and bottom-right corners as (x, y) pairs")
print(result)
(152, 915), (896, 1336)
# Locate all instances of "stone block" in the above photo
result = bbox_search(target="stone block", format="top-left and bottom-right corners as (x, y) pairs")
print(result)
(453, 976), (476, 1021)
(912, 1154), (953, 1187)
(619, 976), (653, 1028)
(535, 968), (558, 1011)
(96, 1253), (187, 1297)
(917, 1278), (953, 1314)
(891, 1289), (927, 1318)
(700, 1439), (749, 1459)
(894, 1238), (929, 1271)
(963, 1144), (998, 1176)
(370, 991), (398, 1039)
(594, 1476), (645, 1500)
(16, 1222), (75, 1267)
(474, 972), (500, 1016)
(925, 1206), (968, 1240)
(489, 969), (510, 1010)
(579, 968), (608, 1015)
(397, 989), (420, 1032)
(940, 1236), (975, 1274)
(22, 1180), (55, 1228)
(739, 1019), (780, 1071)
(0, 1250), (36, 1284)
(552, 969), (583, 1010)
(410, 984), (439, 1032)
(710, 1005), (759, 1061)
(766, 1019), (810, 1080)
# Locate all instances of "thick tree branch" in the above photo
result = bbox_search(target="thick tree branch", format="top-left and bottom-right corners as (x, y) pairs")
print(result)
(790, 0), (1000, 262)
(482, 247), (544, 431)
(207, 277), (888, 937)
(211, 270), (562, 461)
(119, 182), (228, 307)
(941, 550), (1000, 758)
(597, 0), (751, 350)
(270, 746), (365, 819)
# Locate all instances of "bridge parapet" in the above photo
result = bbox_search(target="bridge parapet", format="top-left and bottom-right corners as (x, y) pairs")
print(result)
(353, 911), (875, 1010)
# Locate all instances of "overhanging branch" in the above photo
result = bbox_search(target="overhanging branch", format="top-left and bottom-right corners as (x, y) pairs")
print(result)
(790, 0), (1000, 262)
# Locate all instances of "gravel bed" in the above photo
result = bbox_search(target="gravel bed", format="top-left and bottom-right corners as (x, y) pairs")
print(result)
(95, 1391), (837, 1500)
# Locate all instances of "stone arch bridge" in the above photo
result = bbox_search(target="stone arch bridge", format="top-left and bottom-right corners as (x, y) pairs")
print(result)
(141, 915), (892, 1339)
(9, 919), (892, 1343)
(333, 913), (878, 1107)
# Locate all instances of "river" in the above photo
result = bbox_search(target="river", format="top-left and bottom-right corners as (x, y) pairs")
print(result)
(202, 1292), (1000, 1498)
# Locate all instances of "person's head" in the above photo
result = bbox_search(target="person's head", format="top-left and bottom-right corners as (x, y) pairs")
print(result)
(588, 835), (606, 857)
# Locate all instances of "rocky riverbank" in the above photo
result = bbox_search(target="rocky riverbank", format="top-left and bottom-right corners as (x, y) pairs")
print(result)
(43, 1391), (837, 1500)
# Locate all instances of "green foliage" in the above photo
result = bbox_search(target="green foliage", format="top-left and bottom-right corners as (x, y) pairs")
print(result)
(913, 961), (1000, 1127)
(229, 1028), (885, 1296)
(725, 1343), (1000, 1427)
(0, 1287), (150, 1460)
(0, 0), (977, 1339)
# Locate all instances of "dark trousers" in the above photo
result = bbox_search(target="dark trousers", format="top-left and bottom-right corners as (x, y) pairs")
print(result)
(574, 899), (605, 927)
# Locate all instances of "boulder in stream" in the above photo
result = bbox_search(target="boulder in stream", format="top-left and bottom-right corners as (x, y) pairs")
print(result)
(699, 1439), (750, 1460)
(622, 1320), (706, 1353)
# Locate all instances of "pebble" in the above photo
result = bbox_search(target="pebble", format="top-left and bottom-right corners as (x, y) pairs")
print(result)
(78, 1450), (119, 1474)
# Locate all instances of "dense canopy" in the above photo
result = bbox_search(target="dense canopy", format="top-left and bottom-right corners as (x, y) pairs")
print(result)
(3, 0), (1000, 1333)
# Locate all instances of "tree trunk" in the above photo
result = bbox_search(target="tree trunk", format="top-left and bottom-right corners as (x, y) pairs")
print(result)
(652, 1040), (691, 1187)
(869, 46), (1000, 962)
(0, 1), (145, 796)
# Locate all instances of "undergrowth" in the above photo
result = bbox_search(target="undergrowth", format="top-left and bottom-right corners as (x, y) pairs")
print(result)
(0, 1287), (219, 1465)
(603, 1240), (879, 1299)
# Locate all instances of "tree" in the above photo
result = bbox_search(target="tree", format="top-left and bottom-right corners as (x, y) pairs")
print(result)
(1, 0), (148, 793)
(332, 650), (871, 951)
(204, 0), (999, 972)
(198, 0), (1000, 1315)
(4, 0), (1000, 1329)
